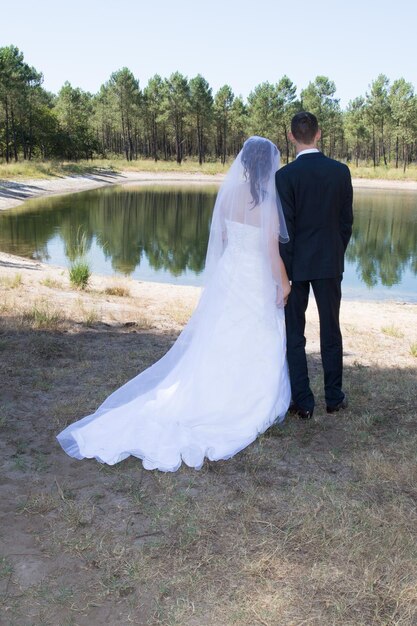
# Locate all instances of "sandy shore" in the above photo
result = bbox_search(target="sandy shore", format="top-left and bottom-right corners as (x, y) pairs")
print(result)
(1, 170), (417, 212)
(1, 250), (416, 370)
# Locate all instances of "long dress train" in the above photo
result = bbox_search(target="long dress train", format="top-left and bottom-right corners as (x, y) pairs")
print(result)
(57, 219), (291, 471)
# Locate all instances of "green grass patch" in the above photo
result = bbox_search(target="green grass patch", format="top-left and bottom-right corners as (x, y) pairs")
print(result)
(69, 259), (90, 290)
(410, 342), (417, 357)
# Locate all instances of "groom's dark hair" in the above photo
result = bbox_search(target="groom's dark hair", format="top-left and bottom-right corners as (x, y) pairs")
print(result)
(291, 111), (319, 144)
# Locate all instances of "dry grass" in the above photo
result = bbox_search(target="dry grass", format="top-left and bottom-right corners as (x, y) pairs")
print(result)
(0, 157), (228, 181)
(0, 265), (416, 625)
(0, 160), (117, 180)
(349, 163), (417, 181)
(104, 285), (131, 297)
(381, 324), (404, 338)
(20, 302), (64, 330)
(40, 277), (62, 289)
(0, 272), (22, 289)
(1, 158), (417, 182)
(165, 300), (195, 326)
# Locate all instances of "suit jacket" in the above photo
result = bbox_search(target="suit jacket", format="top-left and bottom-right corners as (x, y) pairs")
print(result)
(275, 152), (353, 281)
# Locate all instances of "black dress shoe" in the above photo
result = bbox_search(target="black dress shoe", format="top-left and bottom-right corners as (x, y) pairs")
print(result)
(326, 397), (348, 414)
(288, 403), (314, 420)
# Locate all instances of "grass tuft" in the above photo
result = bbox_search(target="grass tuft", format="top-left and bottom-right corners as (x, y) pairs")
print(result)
(18, 493), (58, 515)
(410, 342), (417, 357)
(381, 324), (404, 338)
(22, 305), (62, 329)
(0, 273), (22, 289)
(83, 308), (100, 327)
(104, 285), (130, 297)
(69, 259), (90, 290)
(40, 277), (62, 289)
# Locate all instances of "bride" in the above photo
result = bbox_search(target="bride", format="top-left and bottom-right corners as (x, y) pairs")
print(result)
(57, 136), (292, 472)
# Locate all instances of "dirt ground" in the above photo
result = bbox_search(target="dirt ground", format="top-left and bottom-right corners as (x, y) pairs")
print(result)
(1, 253), (417, 625)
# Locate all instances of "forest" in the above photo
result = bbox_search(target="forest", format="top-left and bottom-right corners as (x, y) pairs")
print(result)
(0, 45), (416, 169)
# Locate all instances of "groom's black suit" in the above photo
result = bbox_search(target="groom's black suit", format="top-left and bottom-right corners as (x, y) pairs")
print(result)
(276, 152), (353, 413)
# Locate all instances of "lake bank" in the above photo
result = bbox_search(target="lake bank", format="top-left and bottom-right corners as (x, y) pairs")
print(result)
(1, 250), (416, 359)
(1, 170), (417, 212)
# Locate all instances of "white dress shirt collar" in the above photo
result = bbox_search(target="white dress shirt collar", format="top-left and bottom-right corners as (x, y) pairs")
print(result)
(296, 148), (320, 158)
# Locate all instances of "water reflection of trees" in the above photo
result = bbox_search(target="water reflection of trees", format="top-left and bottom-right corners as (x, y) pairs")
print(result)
(0, 186), (216, 275)
(0, 187), (416, 287)
(90, 187), (213, 275)
(346, 192), (417, 287)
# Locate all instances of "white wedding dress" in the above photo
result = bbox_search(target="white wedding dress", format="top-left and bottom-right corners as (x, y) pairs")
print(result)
(57, 138), (291, 472)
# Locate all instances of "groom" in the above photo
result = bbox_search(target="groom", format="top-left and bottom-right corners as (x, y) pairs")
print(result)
(276, 111), (353, 419)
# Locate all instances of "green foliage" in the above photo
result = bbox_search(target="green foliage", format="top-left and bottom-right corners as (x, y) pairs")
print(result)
(189, 74), (213, 164)
(365, 74), (391, 167)
(142, 74), (165, 161)
(107, 68), (141, 161)
(163, 72), (191, 164)
(1, 45), (417, 168)
(55, 82), (97, 160)
(301, 76), (343, 157)
(246, 77), (300, 163)
(214, 85), (234, 164)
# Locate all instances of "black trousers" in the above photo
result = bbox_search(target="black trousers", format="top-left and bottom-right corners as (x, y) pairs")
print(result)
(284, 277), (344, 412)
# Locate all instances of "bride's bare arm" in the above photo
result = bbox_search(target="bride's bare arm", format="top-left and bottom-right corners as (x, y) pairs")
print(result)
(279, 256), (291, 305)
(268, 235), (291, 305)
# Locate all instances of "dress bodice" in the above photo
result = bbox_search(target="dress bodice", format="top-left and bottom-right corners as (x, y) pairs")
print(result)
(225, 219), (262, 258)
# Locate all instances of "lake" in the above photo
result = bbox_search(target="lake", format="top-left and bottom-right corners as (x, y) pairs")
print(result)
(0, 184), (416, 302)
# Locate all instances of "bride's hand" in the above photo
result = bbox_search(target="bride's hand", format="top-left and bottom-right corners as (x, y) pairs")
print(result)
(283, 282), (291, 306)
(276, 282), (291, 307)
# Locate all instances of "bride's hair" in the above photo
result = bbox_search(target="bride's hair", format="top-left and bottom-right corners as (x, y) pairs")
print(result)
(241, 136), (277, 207)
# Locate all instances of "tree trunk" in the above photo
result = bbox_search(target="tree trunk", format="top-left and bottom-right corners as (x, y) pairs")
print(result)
(11, 106), (18, 162)
(152, 116), (158, 161)
(403, 140), (407, 173)
(222, 118), (227, 165)
(372, 125), (376, 167)
(283, 125), (290, 163)
(197, 117), (203, 165)
(4, 97), (10, 163)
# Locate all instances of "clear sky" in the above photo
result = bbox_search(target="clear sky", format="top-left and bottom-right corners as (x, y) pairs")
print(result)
(3, 0), (417, 108)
